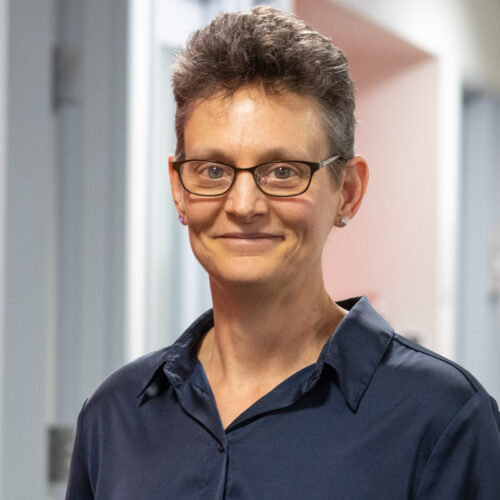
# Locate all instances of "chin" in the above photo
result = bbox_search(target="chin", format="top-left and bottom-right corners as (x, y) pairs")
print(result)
(206, 258), (285, 288)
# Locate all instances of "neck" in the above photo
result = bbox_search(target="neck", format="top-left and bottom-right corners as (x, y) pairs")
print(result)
(197, 267), (346, 392)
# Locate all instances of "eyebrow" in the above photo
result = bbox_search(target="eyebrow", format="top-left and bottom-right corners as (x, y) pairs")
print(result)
(185, 147), (311, 164)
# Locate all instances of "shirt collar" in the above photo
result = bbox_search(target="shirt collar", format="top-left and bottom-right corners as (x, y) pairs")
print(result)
(318, 296), (394, 410)
(137, 296), (394, 411)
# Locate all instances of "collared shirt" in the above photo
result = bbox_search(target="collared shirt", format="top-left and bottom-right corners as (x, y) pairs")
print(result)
(66, 296), (500, 499)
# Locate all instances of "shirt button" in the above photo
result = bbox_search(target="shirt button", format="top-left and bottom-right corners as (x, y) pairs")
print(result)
(217, 442), (224, 452)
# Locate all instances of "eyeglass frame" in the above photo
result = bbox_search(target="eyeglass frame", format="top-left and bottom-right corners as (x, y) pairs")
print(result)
(171, 154), (344, 197)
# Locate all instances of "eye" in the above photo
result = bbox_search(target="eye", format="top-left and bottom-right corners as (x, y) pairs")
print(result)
(190, 162), (232, 179)
(271, 165), (297, 179)
(206, 165), (225, 179)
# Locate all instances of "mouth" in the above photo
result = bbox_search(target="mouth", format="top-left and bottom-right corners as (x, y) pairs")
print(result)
(217, 233), (283, 240)
(215, 233), (284, 250)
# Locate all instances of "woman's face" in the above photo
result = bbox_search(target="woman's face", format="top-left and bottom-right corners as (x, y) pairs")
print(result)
(169, 86), (347, 290)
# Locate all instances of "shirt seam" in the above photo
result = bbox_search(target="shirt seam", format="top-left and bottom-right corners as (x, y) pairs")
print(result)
(392, 334), (479, 393)
(413, 389), (484, 497)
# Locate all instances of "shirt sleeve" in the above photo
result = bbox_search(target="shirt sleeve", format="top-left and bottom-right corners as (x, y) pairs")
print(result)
(66, 400), (94, 500)
(415, 389), (500, 499)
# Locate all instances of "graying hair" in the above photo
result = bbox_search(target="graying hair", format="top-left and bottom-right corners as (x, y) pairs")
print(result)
(172, 6), (355, 183)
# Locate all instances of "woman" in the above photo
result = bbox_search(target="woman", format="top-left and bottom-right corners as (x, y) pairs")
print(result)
(67, 7), (500, 499)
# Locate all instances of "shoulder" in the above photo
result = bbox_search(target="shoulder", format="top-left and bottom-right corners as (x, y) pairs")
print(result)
(79, 309), (214, 425)
(375, 332), (489, 422)
(79, 346), (171, 424)
(365, 331), (500, 482)
(391, 333), (482, 390)
(392, 336), (500, 497)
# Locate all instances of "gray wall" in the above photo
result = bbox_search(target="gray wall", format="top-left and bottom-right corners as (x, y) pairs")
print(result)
(458, 91), (500, 401)
(0, 0), (129, 497)
(53, 0), (129, 496)
(54, 0), (129, 426)
(0, 0), (56, 497)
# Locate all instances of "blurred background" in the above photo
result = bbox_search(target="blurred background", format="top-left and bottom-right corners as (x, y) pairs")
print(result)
(0, 0), (499, 497)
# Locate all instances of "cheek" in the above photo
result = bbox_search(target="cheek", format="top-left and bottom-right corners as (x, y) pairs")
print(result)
(283, 197), (336, 246)
(276, 200), (323, 242)
(185, 198), (221, 231)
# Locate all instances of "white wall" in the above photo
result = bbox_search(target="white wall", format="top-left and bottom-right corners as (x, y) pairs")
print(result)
(327, 58), (440, 348)
(330, 0), (500, 359)
(297, 0), (443, 350)
(333, 0), (500, 88)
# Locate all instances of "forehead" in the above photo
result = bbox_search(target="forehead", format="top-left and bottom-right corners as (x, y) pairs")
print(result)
(183, 86), (330, 161)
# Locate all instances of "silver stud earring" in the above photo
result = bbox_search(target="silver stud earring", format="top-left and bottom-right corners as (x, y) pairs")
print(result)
(178, 214), (184, 224)
(340, 215), (349, 227)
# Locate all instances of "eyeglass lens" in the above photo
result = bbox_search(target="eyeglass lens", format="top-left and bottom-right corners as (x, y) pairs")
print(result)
(180, 161), (311, 196)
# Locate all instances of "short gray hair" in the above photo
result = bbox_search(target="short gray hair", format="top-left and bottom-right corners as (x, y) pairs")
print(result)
(172, 6), (355, 182)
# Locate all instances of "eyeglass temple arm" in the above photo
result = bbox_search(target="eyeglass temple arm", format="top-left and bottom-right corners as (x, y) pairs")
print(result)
(318, 155), (341, 169)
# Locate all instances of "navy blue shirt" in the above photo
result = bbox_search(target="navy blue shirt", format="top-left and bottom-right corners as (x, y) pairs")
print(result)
(66, 297), (500, 499)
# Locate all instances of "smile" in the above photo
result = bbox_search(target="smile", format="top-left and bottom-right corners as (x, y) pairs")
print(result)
(218, 233), (281, 239)
(216, 233), (283, 247)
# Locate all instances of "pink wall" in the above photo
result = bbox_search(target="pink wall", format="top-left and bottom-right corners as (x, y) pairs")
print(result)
(297, 0), (439, 346)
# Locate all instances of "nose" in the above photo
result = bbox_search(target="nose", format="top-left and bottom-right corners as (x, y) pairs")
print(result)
(224, 170), (268, 222)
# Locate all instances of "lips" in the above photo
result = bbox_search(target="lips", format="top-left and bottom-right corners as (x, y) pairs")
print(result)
(218, 232), (281, 239)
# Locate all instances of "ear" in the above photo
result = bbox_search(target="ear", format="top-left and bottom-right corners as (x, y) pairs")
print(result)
(168, 155), (186, 219)
(335, 155), (369, 226)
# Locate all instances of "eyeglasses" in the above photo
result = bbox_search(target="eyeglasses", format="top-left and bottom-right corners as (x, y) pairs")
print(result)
(171, 155), (343, 197)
